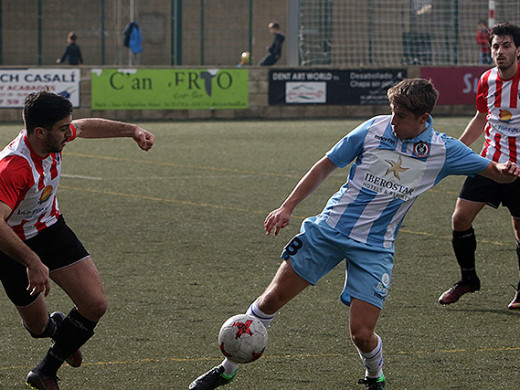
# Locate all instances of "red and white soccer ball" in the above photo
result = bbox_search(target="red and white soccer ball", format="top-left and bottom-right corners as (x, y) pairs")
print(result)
(218, 314), (268, 364)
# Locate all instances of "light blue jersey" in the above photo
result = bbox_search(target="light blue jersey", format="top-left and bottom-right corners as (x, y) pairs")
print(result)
(320, 115), (490, 251)
(282, 115), (491, 308)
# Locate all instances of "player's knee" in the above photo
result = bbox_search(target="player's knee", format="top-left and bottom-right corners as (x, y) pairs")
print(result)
(350, 328), (373, 351)
(93, 296), (108, 319)
(80, 296), (108, 321)
(451, 210), (472, 231)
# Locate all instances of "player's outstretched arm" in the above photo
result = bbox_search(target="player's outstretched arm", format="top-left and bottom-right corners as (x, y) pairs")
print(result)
(74, 118), (155, 151)
(479, 160), (520, 183)
(265, 156), (337, 236)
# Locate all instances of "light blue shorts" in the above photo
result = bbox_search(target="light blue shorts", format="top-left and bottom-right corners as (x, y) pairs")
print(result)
(281, 217), (394, 309)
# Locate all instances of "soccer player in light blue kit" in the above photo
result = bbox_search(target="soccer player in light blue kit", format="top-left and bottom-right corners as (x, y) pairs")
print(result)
(189, 78), (520, 390)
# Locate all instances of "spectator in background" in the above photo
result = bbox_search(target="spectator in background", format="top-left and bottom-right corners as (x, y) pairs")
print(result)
(258, 22), (285, 66)
(476, 19), (492, 65)
(56, 32), (83, 66)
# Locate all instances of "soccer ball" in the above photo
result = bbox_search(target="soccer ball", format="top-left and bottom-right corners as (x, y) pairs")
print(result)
(218, 314), (268, 364)
(240, 51), (251, 65)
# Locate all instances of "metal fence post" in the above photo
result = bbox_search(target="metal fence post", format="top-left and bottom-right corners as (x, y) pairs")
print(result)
(101, 0), (106, 65)
(0, 0), (3, 65)
(37, 0), (42, 65)
(200, 0), (204, 65)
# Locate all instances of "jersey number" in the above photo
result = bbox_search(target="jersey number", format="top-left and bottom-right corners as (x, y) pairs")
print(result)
(285, 237), (303, 256)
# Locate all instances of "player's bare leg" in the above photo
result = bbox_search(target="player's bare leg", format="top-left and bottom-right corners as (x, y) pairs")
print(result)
(350, 298), (386, 389)
(257, 259), (311, 314)
(17, 294), (50, 336)
(51, 257), (107, 322)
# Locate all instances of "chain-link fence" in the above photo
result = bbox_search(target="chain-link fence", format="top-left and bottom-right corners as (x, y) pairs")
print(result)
(0, 0), (284, 67)
(1, 0), (518, 67)
(299, 0), (520, 66)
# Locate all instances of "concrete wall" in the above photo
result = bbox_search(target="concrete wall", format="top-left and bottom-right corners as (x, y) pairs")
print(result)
(0, 66), (474, 123)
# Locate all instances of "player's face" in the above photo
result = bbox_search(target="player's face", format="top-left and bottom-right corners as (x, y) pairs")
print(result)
(43, 115), (73, 153)
(390, 104), (428, 140)
(491, 35), (520, 72)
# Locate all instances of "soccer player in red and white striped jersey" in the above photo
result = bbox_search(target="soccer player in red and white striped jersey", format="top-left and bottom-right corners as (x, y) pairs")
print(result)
(0, 91), (154, 390)
(439, 22), (520, 310)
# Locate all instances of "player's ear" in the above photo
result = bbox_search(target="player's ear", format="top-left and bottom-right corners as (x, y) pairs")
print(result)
(418, 113), (429, 125)
(33, 126), (48, 139)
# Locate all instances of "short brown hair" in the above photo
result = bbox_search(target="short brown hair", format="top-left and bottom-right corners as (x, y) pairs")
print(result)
(387, 78), (438, 116)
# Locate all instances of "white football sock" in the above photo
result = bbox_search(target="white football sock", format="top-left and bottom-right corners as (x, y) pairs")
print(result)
(221, 358), (239, 377)
(220, 299), (275, 376)
(246, 298), (275, 329)
(357, 334), (383, 378)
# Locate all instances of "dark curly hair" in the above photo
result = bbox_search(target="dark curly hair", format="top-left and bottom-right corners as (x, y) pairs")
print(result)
(23, 90), (72, 134)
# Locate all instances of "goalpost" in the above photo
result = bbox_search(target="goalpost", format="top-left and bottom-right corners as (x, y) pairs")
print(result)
(297, 0), (520, 67)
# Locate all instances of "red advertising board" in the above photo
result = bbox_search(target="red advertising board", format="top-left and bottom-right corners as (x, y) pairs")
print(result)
(420, 67), (491, 105)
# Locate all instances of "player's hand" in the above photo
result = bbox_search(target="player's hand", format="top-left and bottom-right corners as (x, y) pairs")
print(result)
(133, 128), (155, 151)
(504, 160), (520, 177)
(265, 207), (291, 236)
(26, 260), (51, 297)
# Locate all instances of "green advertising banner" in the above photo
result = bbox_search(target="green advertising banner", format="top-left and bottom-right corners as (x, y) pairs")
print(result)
(91, 68), (249, 110)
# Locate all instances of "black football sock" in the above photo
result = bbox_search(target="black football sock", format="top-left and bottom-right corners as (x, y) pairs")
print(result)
(33, 349), (65, 376)
(35, 308), (97, 376)
(25, 314), (58, 339)
(452, 227), (478, 281)
(516, 241), (520, 290)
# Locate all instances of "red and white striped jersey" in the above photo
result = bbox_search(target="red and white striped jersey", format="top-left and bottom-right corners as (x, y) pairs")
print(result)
(476, 66), (520, 163)
(0, 124), (77, 240)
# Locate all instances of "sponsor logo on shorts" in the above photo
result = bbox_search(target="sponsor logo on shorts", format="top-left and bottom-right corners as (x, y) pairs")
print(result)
(373, 292), (385, 301)
(381, 273), (390, 287)
(375, 272), (390, 301)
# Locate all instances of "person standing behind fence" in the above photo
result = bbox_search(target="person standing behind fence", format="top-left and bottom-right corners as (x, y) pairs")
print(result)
(258, 22), (284, 66)
(475, 19), (492, 65)
(56, 32), (83, 66)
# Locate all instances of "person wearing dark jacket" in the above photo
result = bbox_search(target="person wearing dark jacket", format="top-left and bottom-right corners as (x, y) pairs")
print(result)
(258, 22), (285, 66)
(56, 32), (83, 65)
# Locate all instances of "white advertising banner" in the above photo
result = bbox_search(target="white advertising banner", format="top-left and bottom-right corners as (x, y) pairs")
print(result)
(285, 82), (326, 103)
(0, 68), (80, 108)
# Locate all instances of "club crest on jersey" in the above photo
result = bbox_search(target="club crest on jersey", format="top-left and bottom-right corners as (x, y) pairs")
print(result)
(39, 185), (53, 204)
(499, 109), (513, 123)
(413, 141), (430, 158)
